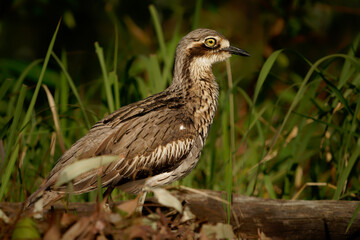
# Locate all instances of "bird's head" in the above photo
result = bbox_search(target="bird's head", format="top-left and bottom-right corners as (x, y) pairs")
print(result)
(173, 29), (250, 82)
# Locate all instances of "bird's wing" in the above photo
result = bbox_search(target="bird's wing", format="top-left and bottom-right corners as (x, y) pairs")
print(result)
(48, 106), (197, 194)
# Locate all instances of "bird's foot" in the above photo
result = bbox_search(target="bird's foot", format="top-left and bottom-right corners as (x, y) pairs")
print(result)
(135, 188), (148, 213)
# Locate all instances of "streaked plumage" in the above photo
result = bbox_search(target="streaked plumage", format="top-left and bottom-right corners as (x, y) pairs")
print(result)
(25, 28), (249, 209)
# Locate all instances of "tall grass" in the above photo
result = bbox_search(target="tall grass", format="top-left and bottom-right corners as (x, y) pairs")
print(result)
(232, 45), (360, 200)
(0, 5), (359, 210)
(0, 20), (61, 201)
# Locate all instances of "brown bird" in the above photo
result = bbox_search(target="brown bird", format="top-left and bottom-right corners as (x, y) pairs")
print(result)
(25, 28), (250, 210)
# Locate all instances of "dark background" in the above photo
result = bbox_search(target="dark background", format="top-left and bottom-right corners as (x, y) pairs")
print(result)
(1, 0), (359, 92)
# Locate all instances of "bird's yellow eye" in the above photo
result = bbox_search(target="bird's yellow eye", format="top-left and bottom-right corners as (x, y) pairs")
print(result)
(205, 38), (217, 48)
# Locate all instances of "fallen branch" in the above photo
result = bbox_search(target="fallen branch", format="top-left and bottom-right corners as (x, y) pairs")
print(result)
(174, 189), (360, 240)
(0, 189), (359, 239)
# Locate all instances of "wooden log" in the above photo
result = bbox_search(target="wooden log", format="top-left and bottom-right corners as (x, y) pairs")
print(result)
(1, 189), (359, 239)
(175, 189), (360, 240)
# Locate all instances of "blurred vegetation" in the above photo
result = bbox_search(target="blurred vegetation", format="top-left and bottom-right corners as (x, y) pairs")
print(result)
(0, 0), (359, 205)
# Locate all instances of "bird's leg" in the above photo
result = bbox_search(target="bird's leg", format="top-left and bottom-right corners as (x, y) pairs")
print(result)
(135, 188), (148, 213)
(102, 186), (115, 211)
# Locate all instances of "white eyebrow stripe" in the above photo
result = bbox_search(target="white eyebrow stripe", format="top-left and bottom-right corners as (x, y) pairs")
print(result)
(222, 39), (230, 48)
(180, 125), (186, 130)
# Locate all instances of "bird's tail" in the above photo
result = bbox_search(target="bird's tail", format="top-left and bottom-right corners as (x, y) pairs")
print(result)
(24, 186), (65, 214)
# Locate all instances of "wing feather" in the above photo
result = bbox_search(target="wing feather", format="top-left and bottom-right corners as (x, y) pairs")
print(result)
(47, 104), (197, 194)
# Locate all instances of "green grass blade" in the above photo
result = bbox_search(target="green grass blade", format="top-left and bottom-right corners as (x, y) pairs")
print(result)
(51, 52), (91, 128)
(149, 4), (176, 85)
(346, 203), (360, 233)
(59, 50), (69, 139)
(6, 59), (43, 117)
(163, 26), (180, 84)
(321, 75), (353, 115)
(333, 141), (360, 199)
(350, 91), (360, 134)
(112, 19), (119, 73)
(0, 80), (12, 102)
(0, 85), (27, 201)
(95, 41), (115, 113)
(264, 175), (277, 199)
(253, 49), (284, 105)
(339, 33), (360, 88)
(3, 85), (27, 163)
(149, 55), (165, 93)
(149, 5), (167, 66)
(110, 71), (120, 109)
(333, 92), (360, 200)
(225, 59), (235, 223)
(135, 76), (150, 99)
(20, 19), (61, 130)
(269, 54), (359, 151)
(112, 17), (120, 109)
(13, 59), (43, 95)
(192, 0), (203, 29)
(222, 111), (231, 221)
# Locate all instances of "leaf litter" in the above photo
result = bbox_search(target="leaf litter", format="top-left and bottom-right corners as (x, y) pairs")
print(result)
(1, 188), (237, 239)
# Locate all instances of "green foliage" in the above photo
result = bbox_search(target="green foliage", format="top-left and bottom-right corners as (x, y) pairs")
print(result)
(11, 218), (40, 239)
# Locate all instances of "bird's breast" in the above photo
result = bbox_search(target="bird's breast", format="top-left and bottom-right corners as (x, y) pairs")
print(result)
(185, 79), (219, 140)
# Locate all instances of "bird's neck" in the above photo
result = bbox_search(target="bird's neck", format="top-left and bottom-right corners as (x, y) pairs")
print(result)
(171, 57), (219, 139)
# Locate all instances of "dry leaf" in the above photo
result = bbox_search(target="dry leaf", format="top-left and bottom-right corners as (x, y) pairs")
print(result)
(180, 206), (196, 223)
(96, 235), (108, 240)
(200, 226), (210, 240)
(0, 209), (9, 224)
(285, 126), (298, 144)
(151, 188), (183, 213)
(33, 198), (44, 219)
(95, 220), (106, 232)
(201, 222), (235, 239)
(116, 198), (138, 217)
(109, 213), (122, 224)
(61, 217), (90, 240)
(142, 213), (160, 231)
(128, 224), (154, 240)
(258, 228), (273, 240)
(44, 223), (61, 240)
(60, 213), (78, 228)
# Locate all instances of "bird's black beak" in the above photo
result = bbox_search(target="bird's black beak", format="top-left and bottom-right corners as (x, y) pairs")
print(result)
(222, 46), (250, 57)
